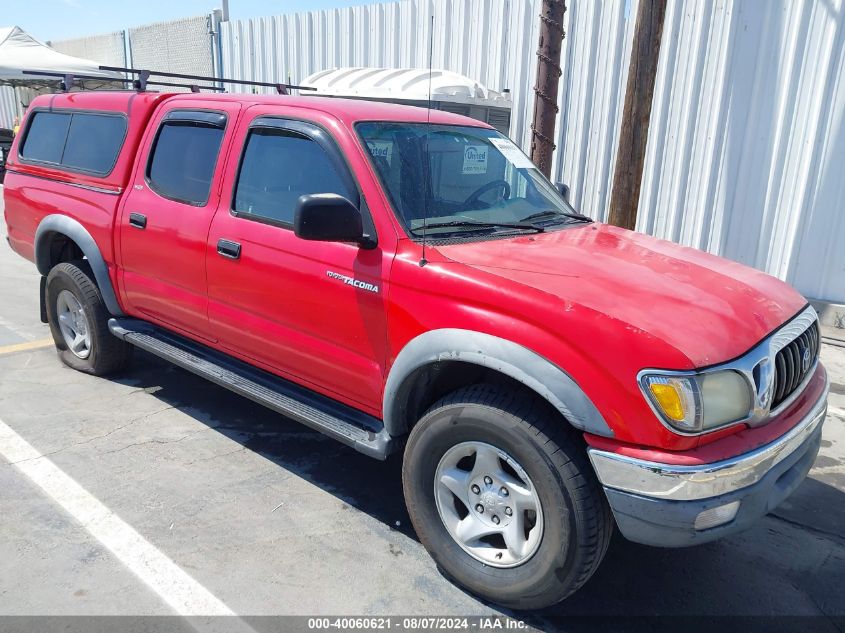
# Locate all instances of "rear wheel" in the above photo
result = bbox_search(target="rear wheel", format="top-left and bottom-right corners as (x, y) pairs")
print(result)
(402, 384), (612, 609)
(46, 261), (132, 375)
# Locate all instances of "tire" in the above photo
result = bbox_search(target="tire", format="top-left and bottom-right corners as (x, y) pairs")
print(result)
(46, 261), (132, 376)
(402, 384), (613, 609)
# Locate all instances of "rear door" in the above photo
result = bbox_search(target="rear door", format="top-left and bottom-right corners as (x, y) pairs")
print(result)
(118, 101), (240, 339)
(205, 112), (390, 413)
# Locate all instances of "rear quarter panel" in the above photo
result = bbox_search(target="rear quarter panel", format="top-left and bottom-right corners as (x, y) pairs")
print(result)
(3, 92), (171, 284)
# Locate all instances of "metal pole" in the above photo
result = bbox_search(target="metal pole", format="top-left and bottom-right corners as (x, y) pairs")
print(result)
(210, 9), (224, 89)
(530, 0), (566, 178)
(607, 0), (667, 230)
(221, 0), (230, 22)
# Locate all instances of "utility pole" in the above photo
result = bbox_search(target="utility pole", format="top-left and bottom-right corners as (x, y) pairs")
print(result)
(607, 0), (667, 230)
(530, 0), (567, 178)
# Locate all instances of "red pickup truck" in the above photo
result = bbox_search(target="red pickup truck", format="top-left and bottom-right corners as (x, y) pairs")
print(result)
(3, 90), (829, 609)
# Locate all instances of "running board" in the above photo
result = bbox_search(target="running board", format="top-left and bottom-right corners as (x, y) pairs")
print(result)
(108, 318), (395, 460)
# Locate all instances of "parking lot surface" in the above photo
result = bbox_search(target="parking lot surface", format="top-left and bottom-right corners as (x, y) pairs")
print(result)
(0, 195), (843, 628)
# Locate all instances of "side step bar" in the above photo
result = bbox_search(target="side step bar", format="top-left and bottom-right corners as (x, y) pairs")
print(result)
(108, 318), (396, 460)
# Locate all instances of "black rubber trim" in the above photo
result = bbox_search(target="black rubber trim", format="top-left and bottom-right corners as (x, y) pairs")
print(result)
(216, 238), (241, 259)
(128, 212), (147, 229)
(163, 110), (227, 127)
(39, 276), (48, 324)
(108, 317), (396, 460)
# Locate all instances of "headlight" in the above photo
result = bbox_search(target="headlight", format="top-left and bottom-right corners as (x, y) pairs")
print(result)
(639, 370), (752, 433)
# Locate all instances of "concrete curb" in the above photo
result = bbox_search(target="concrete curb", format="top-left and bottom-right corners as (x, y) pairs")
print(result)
(810, 299), (845, 344)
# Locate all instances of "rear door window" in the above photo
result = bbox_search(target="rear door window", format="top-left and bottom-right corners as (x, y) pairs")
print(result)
(20, 111), (126, 174)
(146, 112), (226, 206)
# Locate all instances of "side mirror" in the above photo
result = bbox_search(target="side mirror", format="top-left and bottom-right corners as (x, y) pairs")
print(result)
(294, 193), (370, 246)
(555, 182), (570, 202)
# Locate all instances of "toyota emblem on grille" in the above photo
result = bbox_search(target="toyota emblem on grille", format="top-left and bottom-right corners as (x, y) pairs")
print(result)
(801, 346), (811, 373)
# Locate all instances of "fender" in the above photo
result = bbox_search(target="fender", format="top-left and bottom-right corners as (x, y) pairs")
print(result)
(383, 328), (613, 437)
(34, 214), (125, 316)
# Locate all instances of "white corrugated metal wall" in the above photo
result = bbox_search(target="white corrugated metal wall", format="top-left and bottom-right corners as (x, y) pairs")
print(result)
(555, 0), (637, 221)
(0, 86), (41, 129)
(0, 87), (17, 129)
(3, 0), (842, 301)
(638, 0), (845, 304)
(220, 0), (845, 303)
(220, 0), (543, 153)
(219, 0), (638, 220)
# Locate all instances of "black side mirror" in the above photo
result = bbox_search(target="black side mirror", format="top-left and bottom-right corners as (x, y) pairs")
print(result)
(294, 194), (371, 246)
(555, 182), (570, 202)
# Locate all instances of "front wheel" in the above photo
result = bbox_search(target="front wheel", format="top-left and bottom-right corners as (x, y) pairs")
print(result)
(402, 385), (612, 609)
(46, 261), (132, 375)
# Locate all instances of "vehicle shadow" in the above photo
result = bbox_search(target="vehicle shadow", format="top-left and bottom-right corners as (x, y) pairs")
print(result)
(112, 350), (414, 536)
(112, 351), (845, 623)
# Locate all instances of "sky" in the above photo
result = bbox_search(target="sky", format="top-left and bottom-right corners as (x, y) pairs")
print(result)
(4, 0), (388, 42)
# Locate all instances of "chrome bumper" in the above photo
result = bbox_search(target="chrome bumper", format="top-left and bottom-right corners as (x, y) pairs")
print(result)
(588, 375), (829, 502)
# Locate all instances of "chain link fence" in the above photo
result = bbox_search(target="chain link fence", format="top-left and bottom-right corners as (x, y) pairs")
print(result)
(48, 31), (127, 67)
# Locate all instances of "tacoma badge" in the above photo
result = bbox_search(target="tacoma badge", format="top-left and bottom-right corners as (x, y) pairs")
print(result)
(326, 270), (379, 293)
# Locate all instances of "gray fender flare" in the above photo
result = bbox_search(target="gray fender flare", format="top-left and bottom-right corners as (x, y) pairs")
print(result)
(34, 214), (125, 316)
(383, 328), (613, 437)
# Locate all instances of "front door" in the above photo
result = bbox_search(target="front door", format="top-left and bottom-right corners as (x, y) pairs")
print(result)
(118, 102), (240, 339)
(206, 114), (389, 413)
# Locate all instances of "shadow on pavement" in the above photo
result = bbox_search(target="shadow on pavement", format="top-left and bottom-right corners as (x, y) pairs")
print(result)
(112, 350), (845, 622)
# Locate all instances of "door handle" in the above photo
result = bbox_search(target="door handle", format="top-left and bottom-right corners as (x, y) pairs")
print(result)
(129, 212), (147, 229)
(217, 239), (241, 260)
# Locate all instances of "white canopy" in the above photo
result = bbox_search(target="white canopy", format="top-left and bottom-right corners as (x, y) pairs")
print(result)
(302, 67), (511, 108)
(0, 26), (121, 86)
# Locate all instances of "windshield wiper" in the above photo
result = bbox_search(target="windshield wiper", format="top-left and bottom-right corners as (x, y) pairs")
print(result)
(416, 220), (545, 234)
(519, 209), (592, 224)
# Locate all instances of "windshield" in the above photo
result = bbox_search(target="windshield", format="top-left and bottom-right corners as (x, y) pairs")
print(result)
(356, 122), (584, 237)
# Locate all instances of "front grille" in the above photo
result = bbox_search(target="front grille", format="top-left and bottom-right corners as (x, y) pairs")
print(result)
(771, 321), (820, 408)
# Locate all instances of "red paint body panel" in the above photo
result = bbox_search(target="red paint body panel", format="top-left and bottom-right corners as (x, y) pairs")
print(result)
(117, 98), (244, 339)
(436, 223), (806, 368)
(3, 91), (172, 310)
(2, 91), (816, 456)
(204, 104), (399, 414)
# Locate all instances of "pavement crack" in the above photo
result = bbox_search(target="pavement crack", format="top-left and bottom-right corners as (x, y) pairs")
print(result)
(5, 406), (184, 464)
(97, 424), (219, 456)
(769, 512), (845, 545)
(100, 435), (193, 455)
(184, 445), (247, 466)
(73, 406), (180, 446)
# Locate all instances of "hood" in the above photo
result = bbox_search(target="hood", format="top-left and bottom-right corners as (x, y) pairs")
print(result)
(436, 223), (807, 367)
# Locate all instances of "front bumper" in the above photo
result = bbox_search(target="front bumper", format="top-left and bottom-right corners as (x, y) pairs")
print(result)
(587, 375), (829, 547)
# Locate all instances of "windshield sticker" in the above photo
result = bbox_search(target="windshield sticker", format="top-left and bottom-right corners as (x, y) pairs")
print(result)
(489, 137), (534, 169)
(367, 140), (393, 166)
(462, 145), (488, 174)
